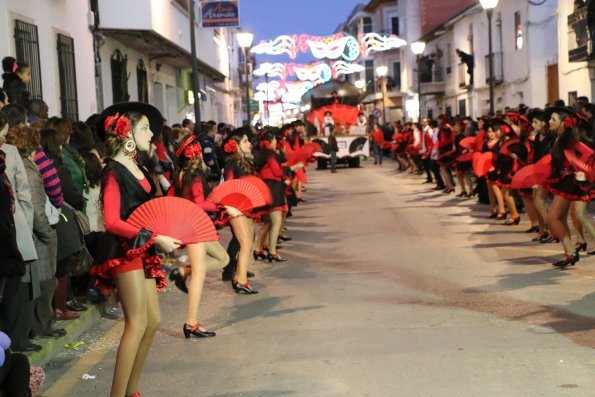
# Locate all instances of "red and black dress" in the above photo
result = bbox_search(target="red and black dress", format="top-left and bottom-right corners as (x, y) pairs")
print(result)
(436, 126), (456, 167)
(175, 172), (228, 226)
(90, 160), (165, 295)
(483, 140), (500, 184)
(495, 138), (528, 188)
(256, 153), (289, 214)
(545, 139), (595, 202)
(454, 133), (472, 175)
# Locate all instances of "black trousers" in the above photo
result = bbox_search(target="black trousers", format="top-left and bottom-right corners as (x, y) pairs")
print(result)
(430, 160), (444, 188)
(0, 277), (34, 347)
(0, 350), (30, 397)
(422, 157), (433, 181)
(32, 278), (58, 335)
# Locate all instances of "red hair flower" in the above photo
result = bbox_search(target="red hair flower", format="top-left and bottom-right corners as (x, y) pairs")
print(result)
(183, 143), (202, 159)
(564, 116), (578, 129)
(115, 115), (131, 139)
(500, 125), (512, 135)
(224, 140), (239, 153)
(104, 112), (120, 132)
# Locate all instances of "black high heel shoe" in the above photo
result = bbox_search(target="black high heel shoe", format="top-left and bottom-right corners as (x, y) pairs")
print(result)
(232, 280), (259, 294)
(169, 269), (188, 294)
(268, 253), (287, 263)
(552, 253), (579, 268)
(443, 188), (454, 194)
(183, 323), (216, 338)
(253, 250), (267, 260)
(495, 212), (507, 221)
(487, 212), (498, 219)
(503, 216), (520, 226)
(278, 234), (292, 242)
(524, 225), (540, 233)
(455, 191), (468, 198)
(575, 242), (588, 253)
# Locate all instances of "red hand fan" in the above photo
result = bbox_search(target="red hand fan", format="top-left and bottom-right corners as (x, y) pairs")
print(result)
(127, 197), (218, 245)
(475, 152), (496, 177)
(565, 144), (595, 183)
(537, 154), (552, 165)
(511, 163), (551, 189)
(456, 152), (474, 162)
(499, 138), (520, 157)
(285, 142), (322, 165)
(240, 176), (273, 203)
(472, 151), (482, 170)
(207, 178), (272, 212)
(381, 142), (392, 150)
(459, 137), (476, 150)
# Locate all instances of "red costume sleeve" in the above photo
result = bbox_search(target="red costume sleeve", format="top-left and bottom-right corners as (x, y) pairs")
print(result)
(103, 174), (143, 240)
(187, 177), (219, 212)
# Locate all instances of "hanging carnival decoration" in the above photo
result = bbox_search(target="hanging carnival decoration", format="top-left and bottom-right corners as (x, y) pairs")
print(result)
(331, 60), (365, 76)
(250, 32), (407, 60)
(253, 63), (286, 78)
(254, 61), (365, 81)
(293, 63), (332, 84)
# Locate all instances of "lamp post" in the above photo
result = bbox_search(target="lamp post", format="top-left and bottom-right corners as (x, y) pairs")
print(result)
(411, 41), (426, 122)
(375, 65), (388, 125)
(259, 62), (273, 125)
(188, 0), (201, 129)
(480, 0), (499, 115)
(236, 32), (254, 126)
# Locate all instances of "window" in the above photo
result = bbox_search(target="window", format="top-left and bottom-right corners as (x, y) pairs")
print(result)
(391, 17), (400, 36)
(137, 60), (148, 103)
(363, 17), (372, 34)
(14, 19), (43, 100)
(111, 49), (129, 103)
(458, 98), (467, 117)
(56, 34), (79, 121)
(365, 59), (375, 93)
(514, 11), (523, 50)
(392, 62), (401, 90)
(446, 43), (452, 75)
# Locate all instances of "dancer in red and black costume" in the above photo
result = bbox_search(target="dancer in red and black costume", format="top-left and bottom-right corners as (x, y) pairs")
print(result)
(482, 122), (505, 218)
(168, 134), (231, 338)
(254, 129), (303, 262)
(493, 118), (527, 225)
(436, 119), (456, 194)
(92, 102), (181, 397)
(454, 120), (473, 197)
(543, 107), (595, 268)
(221, 128), (261, 293)
(526, 109), (558, 243)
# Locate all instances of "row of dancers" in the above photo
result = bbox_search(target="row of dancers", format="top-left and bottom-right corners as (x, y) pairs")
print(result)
(390, 106), (595, 269)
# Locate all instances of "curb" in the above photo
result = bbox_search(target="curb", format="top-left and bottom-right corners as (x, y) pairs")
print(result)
(24, 305), (102, 367)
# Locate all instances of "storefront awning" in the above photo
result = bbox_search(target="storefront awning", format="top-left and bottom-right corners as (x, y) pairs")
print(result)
(101, 29), (226, 82)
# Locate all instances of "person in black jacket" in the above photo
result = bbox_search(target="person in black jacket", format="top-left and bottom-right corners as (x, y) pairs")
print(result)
(328, 128), (339, 173)
(1, 57), (31, 108)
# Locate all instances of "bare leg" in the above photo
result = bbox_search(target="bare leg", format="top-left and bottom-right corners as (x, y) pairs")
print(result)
(523, 197), (539, 227)
(440, 166), (452, 190)
(185, 243), (206, 327)
(503, 187), (518, 218)
(204, 241), (230, 272)
(126, 278), (161, 396)
(492, 184), (505, 214)
(573, 201), (595, 240)
(570, 202), (585, 243)
(547, 195), (573, 254)
(464, 175), (473, 196)
(268, 211), (284, 255)
(231, 216), (254, 284)
(488, 182), (496, 214)
(258, 221), (270, 250)
(456, 173), (466, 194)
(534, 186), (549, 232)
(110, 269), (149, 397)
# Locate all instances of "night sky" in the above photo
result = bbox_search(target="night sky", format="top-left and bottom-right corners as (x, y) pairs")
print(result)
(240, 0), (363, 64)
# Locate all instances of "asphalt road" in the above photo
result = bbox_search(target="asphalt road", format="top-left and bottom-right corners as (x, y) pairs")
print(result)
(43, 161), (595, 397)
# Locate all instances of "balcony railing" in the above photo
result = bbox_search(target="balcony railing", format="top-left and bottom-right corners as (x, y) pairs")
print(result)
(420, 66), (445, 95)
(458, 63), (470, 88)
(484, 52), (503, 85)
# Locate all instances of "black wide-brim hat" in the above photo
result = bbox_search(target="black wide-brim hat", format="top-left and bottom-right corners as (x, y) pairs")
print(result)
(491, 118), (514, 134)
(97, 102), (164, 141)
(224, 126), (253, 147)
(526, 108), (544, 122)
(544, 106), (589, 129)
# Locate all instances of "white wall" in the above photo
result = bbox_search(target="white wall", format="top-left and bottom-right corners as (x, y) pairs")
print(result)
(0, 0), (96, 119)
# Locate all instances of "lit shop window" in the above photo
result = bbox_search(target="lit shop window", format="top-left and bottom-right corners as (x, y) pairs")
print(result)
(515, 11), (523, 50)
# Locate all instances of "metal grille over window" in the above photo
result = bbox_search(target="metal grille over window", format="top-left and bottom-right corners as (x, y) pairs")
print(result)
(137, 60), (148, 103)
(57, 34), (79, 121)
(14, 19), (43, 100)
(111, 49), (129, 103)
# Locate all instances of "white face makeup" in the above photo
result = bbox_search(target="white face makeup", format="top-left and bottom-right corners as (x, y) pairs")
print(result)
(133, 116), (153, 152)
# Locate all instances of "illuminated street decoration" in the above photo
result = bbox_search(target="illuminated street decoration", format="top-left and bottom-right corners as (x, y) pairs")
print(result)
(253, 63), (286, 78)
(251, 35), (296, 57)
(332, 60), (365, 76)
(250, 33), (407, 60)
(293, 63), (332, 84)
(360, 33), (407, 56)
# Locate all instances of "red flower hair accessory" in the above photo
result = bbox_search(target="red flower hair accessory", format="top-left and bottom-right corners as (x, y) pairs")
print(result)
(175, 134), (198, 158)
(224, 139), (239, 153)
(564, 116), (578, 129)
(500, 125), (512, 135)
(104, 112), (120, 132)
(104, 113), (132, 139)
(183, 143), (202, 159)
(259, 140), (272, 150)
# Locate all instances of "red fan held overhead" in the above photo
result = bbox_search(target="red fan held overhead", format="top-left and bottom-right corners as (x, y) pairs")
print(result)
(127, 197), (218, 245)
(474, 152), (496, 177)
(284, 142), (322, 165)
(458, 137), (476, 150)
(511, 163), (552, 189)
(207, 177), (272, 213)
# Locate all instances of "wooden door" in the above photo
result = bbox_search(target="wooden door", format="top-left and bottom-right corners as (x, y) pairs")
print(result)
(547, 64), (559, 105)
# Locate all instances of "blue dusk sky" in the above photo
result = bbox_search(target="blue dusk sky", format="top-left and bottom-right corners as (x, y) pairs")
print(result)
(240, 0), (363, 64)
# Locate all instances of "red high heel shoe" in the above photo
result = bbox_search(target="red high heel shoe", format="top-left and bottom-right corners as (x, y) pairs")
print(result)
(503, 216), (520, 226)
(128, 392), (141, 397)
(252, 250), (267, 260)
(232, 280), (259, 294)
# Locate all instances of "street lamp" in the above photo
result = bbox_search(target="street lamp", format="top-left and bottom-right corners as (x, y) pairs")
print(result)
(411, 41), (426, 122)
(354, 79), (365, 90)
(480, 0), (499, 115)
(375, 65), (388, 125)
(258, 62), (273, 125)
(237, 31), (254, 126)
(188, 0), (201, 129)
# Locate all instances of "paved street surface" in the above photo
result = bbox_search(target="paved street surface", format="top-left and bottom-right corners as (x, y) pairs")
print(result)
(43, 162), (595, 397)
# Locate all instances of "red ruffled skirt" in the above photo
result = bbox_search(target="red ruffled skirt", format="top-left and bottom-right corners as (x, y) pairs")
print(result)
(91, 253), (166, 296)
(544, 174), (594, 202)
